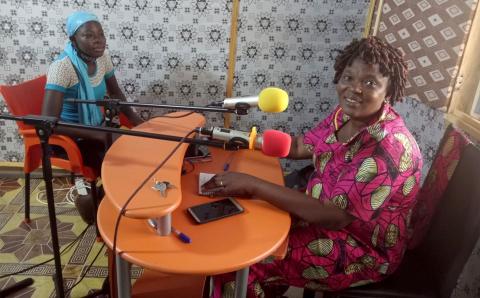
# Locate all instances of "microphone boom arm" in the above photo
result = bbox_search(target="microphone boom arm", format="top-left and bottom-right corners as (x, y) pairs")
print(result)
(1, 114), (247, 150)
(58, 121), (244, 150)
(65, 99), (251, 121)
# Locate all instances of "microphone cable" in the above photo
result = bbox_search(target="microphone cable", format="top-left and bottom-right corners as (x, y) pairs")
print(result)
(110, 128), (197, 295)
(0, 225), (90, 279)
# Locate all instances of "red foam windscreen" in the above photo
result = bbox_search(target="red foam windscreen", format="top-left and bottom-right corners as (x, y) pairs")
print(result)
(261, 130), (292, 157)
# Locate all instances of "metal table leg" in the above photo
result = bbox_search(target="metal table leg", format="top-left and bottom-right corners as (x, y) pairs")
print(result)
(116, 254), (131, 298)
(235, 267), (249, 298)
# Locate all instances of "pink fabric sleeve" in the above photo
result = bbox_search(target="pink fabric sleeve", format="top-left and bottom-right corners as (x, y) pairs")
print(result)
(304, 106), (339, 148)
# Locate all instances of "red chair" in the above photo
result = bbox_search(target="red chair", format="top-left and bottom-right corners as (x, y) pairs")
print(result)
(0, 75), (98, 223)
(118, 112), (133, 129)
(407, 124), (472, 248)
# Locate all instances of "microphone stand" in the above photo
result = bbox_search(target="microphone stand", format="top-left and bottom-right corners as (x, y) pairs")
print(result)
(0, 113), (247, 298)
(0, 114), (65, 297)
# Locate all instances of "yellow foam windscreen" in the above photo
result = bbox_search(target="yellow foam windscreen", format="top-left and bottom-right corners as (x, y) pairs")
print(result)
(258, 87), (289, 113)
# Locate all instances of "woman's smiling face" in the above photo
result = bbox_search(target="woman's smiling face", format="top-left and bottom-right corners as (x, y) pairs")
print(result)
(336, 58), (390, 122)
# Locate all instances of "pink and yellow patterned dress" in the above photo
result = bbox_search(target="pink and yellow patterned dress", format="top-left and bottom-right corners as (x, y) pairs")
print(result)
(213, 104), (423, 297)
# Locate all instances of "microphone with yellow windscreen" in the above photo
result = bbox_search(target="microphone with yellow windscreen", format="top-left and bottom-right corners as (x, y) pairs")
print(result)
(220, 87), (289, 113)
(258, 87), (289, 113)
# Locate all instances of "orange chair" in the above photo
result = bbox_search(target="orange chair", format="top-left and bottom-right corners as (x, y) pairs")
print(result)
(0, 75), (98, 223)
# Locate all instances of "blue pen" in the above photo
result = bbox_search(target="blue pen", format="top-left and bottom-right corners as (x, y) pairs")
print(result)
(223, 152), (235, 171)
(171, 227), (191, 244)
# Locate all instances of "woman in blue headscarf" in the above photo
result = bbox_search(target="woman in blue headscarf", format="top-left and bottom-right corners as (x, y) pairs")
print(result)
(42, 11), (143, 223)
(42, 11), (142, 171)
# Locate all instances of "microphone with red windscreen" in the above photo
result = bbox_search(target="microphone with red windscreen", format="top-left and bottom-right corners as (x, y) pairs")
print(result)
(252, 129), (291, 157)
(196, 126), (292, 157)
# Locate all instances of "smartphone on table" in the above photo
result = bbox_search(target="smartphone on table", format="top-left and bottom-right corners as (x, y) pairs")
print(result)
(187, 197), (244, 224)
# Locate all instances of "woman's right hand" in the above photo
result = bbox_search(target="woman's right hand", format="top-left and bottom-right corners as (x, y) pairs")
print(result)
(201, 172), (260, 198)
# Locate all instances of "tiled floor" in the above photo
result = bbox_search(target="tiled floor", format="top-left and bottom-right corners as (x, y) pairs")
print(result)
(0, 176), (111, 297)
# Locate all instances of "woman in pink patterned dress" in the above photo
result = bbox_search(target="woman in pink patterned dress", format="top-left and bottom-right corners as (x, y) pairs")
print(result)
(202, 36), (423, 297)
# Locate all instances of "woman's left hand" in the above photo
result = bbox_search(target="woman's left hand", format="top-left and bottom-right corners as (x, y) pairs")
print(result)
(201, 172), (259, 198)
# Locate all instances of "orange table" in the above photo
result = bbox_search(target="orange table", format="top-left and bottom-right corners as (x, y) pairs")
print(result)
(98, 113), (291, 298)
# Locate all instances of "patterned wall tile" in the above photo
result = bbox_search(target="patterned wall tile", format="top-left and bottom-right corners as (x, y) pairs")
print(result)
(393, 97), (445, 182)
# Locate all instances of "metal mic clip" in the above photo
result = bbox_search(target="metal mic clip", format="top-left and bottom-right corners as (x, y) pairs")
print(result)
(208, 101), (223, 107)
(233, 103), (250, 115)
(206, 102), (250, 115)
(224, 137), (249, 151)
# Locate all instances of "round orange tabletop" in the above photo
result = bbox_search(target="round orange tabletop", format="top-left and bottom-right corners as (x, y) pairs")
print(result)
(101, 112), (206, 219)
(98, 143), (291, 275)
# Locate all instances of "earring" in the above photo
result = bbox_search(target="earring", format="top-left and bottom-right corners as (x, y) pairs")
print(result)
(384, 98), (389, 104)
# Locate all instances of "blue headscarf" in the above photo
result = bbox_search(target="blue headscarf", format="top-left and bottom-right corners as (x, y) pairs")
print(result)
(63, 11), (103, 126)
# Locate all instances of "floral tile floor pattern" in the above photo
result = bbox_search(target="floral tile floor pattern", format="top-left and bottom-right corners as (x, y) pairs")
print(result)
(0, 176), (141, 298)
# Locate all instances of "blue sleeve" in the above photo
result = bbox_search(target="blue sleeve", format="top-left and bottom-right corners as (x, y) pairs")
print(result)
(45, 83), (67, 93)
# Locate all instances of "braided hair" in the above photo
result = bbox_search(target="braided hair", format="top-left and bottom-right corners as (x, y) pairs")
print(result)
(333, 36), (408, 105)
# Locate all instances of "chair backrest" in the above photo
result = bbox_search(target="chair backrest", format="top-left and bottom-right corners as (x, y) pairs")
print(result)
(417, 144), (480, 298)
(408, 124), (472, 249)
(0, 75), (47, 130)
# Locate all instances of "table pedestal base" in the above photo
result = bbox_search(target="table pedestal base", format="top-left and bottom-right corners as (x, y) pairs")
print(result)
(147, 215), (172, 236)
(116, 255), (131, 298)
(235, 267), (250, 298)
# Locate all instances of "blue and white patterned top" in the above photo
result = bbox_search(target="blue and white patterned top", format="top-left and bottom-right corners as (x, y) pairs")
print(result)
(45, 50), (115, 123)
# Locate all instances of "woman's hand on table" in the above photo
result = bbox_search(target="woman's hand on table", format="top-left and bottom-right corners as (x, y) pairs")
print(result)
(201, 172), (259, 198)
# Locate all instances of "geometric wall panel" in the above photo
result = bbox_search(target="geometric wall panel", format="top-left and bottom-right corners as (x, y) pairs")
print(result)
(376, 0), (477, 109)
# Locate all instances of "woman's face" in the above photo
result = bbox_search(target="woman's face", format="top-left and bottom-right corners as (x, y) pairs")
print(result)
(336, 58), (389, 122)
(73, 21), (106, 58)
